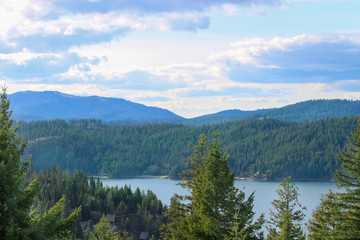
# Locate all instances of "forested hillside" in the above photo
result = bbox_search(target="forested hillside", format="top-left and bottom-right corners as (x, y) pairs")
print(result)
(18, 116), (358, 180)
(263, 99), (360, 122)
(184, 99), (360, 125)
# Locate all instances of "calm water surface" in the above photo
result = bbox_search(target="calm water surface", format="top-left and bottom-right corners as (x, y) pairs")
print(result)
(101, 178), (338, 224)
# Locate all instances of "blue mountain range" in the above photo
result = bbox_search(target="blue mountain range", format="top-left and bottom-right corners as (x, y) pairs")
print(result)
(9, 91), (360, 124)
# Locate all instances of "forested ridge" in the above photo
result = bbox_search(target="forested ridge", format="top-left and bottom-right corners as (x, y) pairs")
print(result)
(183, 99), (360, 125)
(18, 115), (358, 180)
(261, 99), (360, 122)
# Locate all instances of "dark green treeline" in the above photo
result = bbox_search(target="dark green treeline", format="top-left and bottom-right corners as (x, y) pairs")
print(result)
(31, 167), (165, 239)
(18, 116), (358, 180)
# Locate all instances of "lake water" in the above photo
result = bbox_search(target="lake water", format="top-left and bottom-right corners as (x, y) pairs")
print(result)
(100, 178), (339, 225)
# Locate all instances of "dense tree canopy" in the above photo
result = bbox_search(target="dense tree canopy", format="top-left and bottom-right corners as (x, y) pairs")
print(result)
(31, 167), (166, 239)
(161, 134), (264, 240)
(17, 116), (357, 180)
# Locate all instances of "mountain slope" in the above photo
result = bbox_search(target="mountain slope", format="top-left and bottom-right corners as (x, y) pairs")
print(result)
(182, 109), (270, 125)
(10, 91), (183, 122)
(183, 99), (360, 125)
(263, 99), (360, 122)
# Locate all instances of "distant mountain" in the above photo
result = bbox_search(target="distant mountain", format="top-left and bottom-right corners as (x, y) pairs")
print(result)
(182, 109), (270, 125)
(10, 91), (183, 122)
(263, 99), (360, 122)
(9, 91), (360, 124)
(182, 99), (360, 125)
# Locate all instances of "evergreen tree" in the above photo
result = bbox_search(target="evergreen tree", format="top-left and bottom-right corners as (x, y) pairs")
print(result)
(334, 117), (360, 237)
(307, 190), (343, 239)
(84, 220), (95, 240)
(0, 87), (35, 238)
(90, 215), (119, 240)
(161, 133), (264, 240)
(0, 87), (80, 239)
(266, 177), (306, 240)
(308, 118), (360, 239)
(89, 215), (135, 240)
(26, 196), (81, 239)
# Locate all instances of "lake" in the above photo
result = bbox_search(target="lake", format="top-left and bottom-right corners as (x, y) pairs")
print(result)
(100, 178), (338, 225)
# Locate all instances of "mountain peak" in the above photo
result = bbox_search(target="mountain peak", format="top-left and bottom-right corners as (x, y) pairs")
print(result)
(10, 91), (183, 122)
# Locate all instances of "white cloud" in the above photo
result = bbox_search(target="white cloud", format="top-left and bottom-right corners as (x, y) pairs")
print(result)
(0, 0), (52, 40)
(0, 0), (284, 44)
(68, 36), (228, 76)
(210, 34), (322, 66)
(6, 11), (150, 40)
(0, 48), (60, 65)
(59, 12), (150, 34)
(210, 32), (360, 73)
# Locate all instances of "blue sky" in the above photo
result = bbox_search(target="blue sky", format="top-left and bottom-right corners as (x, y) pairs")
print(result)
(0, 0), (359, 118)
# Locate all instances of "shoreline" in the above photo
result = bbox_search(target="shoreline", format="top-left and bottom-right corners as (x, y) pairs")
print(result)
(88, 175), (109, 179)
(88, 175), (171, 179)
(134, 175), (170, 179)
(89, 175), (335, 182)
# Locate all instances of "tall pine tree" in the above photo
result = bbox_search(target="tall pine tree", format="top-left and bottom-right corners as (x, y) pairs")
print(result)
(161, 133), (264, 240)
(308, 117), (360, 239)
(266, 177), (306, 240)
(307, 190), (343, 239)
(0, 87), (80, 239)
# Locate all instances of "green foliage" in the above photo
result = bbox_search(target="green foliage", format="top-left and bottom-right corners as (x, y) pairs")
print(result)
(0, 87), (35, 239)
(307, 190), (343, 239)
(18, 116), (357, 180)
(0, 87), (80, 239)
(308, 118), (360, 239)
(27, 196), (81, 239)
(90, 215), (119, 240)
(33, 167), (166, 239)
(161, 134), (264, 240)
(267, 177), (306, 240)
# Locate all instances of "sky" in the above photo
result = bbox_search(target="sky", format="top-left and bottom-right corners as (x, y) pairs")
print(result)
(0, 0), (359, 118)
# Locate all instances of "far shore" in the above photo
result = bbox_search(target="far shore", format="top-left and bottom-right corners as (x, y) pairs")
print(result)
(88, 175), (335, 182)
(135, 175), (170, 179)
(87, 175), (170, 179)
(88, 175), (109, 179)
